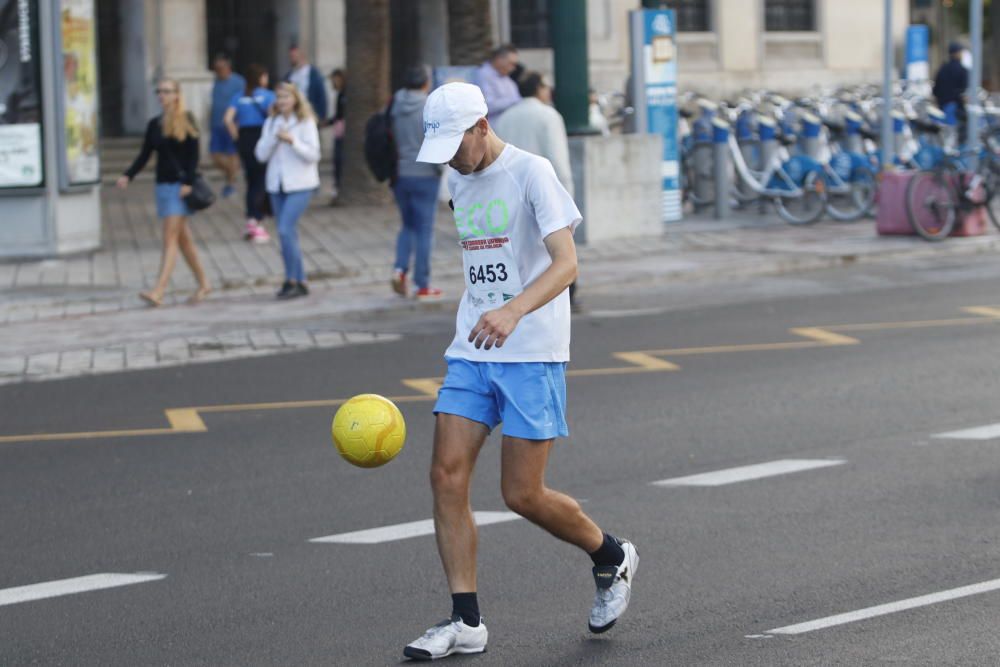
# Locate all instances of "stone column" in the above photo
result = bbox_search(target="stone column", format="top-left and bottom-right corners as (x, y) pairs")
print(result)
(160, 0), (213, 136)
(717, 0), (759, 74)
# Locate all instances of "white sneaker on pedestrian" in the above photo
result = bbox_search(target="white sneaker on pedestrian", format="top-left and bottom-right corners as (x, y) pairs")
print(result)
(403, 616), (487, 661)
(589, 539), (639, 633)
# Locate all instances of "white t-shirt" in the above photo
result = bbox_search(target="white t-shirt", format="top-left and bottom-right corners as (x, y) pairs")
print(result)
(444, 144), (582, 362)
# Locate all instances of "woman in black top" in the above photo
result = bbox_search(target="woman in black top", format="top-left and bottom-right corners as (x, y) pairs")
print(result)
(116, 79), (211, 306)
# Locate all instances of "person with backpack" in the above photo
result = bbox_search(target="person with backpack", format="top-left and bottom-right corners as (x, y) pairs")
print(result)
(254, 82), (321, 300)
(389, 66), (444, 300)
(224, 64), (274, 243)
(115, 79), (211, 307)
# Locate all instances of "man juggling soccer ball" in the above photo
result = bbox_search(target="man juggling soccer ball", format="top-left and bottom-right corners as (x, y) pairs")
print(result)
(403, 82), (638, 661)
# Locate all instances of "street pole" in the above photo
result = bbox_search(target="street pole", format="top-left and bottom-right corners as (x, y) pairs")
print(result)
(967, 0), (983, 162)
(549, 0), (595, 134)
(881, 0), (894, 171)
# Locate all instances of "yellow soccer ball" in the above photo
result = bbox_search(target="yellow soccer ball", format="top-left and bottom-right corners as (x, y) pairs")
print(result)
(331, 394), (406, 468)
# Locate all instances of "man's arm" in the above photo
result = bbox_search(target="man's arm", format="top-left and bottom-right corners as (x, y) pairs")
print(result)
(468, 227), (577, 350)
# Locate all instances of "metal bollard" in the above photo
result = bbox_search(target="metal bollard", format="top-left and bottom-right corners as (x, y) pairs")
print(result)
(712, 118), (731, 220)
(736, 111), (757, 203)
(892, 111), (907, 162)
(800, 113), (822, 160)
(692, 100), (717, 205)
(845, 112), (864, 154)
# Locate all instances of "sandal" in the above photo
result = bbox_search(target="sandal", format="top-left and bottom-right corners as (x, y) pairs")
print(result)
(139, 291), (163, 307)
(188, 286), (212, 304)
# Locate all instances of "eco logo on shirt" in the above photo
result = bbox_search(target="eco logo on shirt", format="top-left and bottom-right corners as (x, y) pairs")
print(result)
(453, 198), (509, 239)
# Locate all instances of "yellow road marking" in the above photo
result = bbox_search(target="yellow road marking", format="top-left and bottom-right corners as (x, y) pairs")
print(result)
(611, 351), (682, 371)
(3, 307), (999, 445)
(165, 409), (207, 432)
(962, 306), (1000, 319)
(401, 378), (444, 397)
(788, 327), (861, 346)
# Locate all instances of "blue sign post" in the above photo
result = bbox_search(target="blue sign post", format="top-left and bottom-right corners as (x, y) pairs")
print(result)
(629, 9), (681, 221)
(905, 25), (930, 81)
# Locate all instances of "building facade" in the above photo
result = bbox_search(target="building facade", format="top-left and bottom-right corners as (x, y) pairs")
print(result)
(95, 0), (911, 139)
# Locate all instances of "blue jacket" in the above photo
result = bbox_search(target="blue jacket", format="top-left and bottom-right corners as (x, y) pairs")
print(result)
(285, 65), (329, 121)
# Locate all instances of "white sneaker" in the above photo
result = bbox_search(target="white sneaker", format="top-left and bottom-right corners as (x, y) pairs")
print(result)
(403, 616), (488, 661)
(589, 539), (639, 633)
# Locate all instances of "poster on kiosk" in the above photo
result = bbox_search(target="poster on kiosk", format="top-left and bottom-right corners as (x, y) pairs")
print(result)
(630, 9), (680, 221)
(0, 0), (45, 188)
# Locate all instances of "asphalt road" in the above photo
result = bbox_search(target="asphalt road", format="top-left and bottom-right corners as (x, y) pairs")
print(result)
(6, 257), (1000, 666)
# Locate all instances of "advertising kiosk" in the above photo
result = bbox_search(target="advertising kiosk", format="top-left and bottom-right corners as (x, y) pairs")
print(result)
(1, 0), (101, 259)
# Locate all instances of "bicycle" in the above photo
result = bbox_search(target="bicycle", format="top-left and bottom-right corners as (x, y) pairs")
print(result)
(904, 148), (1000, 241)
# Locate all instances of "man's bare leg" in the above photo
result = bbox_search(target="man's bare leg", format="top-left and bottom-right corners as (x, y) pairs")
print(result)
(499, 436), (603, 552)
(430, 413), (490, 594)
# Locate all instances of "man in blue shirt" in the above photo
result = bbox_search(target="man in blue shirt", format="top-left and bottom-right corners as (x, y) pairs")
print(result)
(209, 54), (245, 198)
(472, 44), (522, 122)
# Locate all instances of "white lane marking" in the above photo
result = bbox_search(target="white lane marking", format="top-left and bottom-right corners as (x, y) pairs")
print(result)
(309, 511), (521, 544)
(651, 459), (846, 487)
(766, 577), (1000, 635)
(933, 423), (1000, 440)
(587, 307), (670, 319)
(0, 572), (167, 607)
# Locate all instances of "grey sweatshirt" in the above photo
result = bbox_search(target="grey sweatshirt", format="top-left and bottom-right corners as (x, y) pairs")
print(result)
(391, 88), (442, 179)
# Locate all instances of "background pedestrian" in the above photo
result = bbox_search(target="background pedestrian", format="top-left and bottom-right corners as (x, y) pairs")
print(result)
(208, 53), (244, 199)
(224, 64), (274, 244)
(254, 82), (321, 300)
(472, 44), (521, 121)
(493, 71), (573, 195)
(390, 65), (443, 301)
(933, 42), (969, 142)
(285, 46), (329, 126)
(328, 68), (347, 203)
(116, 79), (211, 307)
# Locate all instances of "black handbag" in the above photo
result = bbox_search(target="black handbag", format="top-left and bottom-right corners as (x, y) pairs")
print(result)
(163, 139), (215, 212)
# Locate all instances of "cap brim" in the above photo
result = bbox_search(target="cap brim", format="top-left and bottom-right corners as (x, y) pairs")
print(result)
(416, 133), (464, 164)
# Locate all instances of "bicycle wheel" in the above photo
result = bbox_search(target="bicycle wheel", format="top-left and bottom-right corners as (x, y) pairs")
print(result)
(981, 160), (1000, 232)
(827, 165), (878, 222)
(774, 171), (826, 225)
(905, 170), (957, 241)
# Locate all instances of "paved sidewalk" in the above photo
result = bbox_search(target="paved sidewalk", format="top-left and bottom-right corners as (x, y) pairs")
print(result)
(3, 180), (1000, 386)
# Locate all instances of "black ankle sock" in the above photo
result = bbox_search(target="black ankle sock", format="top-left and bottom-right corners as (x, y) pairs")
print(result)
(451, 592), (480, 627)
(589, 532), (625, 568)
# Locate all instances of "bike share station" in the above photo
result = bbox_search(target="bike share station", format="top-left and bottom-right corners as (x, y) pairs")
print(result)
(1, 0), (102, 260)
(673, 0), (995, 237)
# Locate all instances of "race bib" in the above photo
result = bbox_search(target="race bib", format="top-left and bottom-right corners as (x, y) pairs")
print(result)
(461, 236), (523, 311)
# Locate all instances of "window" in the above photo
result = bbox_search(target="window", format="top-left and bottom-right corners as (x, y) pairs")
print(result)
(644, 1), (710, 32)
(510, 0), (550, 48)
(764, 0), (815, 32)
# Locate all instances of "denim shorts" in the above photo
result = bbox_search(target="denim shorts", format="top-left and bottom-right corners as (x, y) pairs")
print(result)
(433, 357), (569, 441)
(209, 125), (237, 154)
(155, 182), (191, 218)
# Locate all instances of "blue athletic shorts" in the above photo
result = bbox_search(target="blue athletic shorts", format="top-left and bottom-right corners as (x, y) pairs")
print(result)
(433, 357), (569, 440)
(209, 126), (237, 154)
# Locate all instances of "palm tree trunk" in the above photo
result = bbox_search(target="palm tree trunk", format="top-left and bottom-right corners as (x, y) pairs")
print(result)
(447, 0), (494, 66)
(341, 0), (392, 205)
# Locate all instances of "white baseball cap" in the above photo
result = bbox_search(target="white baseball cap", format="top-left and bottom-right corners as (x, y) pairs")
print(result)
(416, 82), (489, 164)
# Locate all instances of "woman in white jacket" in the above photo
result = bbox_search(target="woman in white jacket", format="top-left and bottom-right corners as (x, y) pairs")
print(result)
(254, 82), (321, 299)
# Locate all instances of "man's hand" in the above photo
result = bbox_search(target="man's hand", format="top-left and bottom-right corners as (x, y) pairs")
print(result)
(468, 304), (522, 350)
(115, 175), (129, 190)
